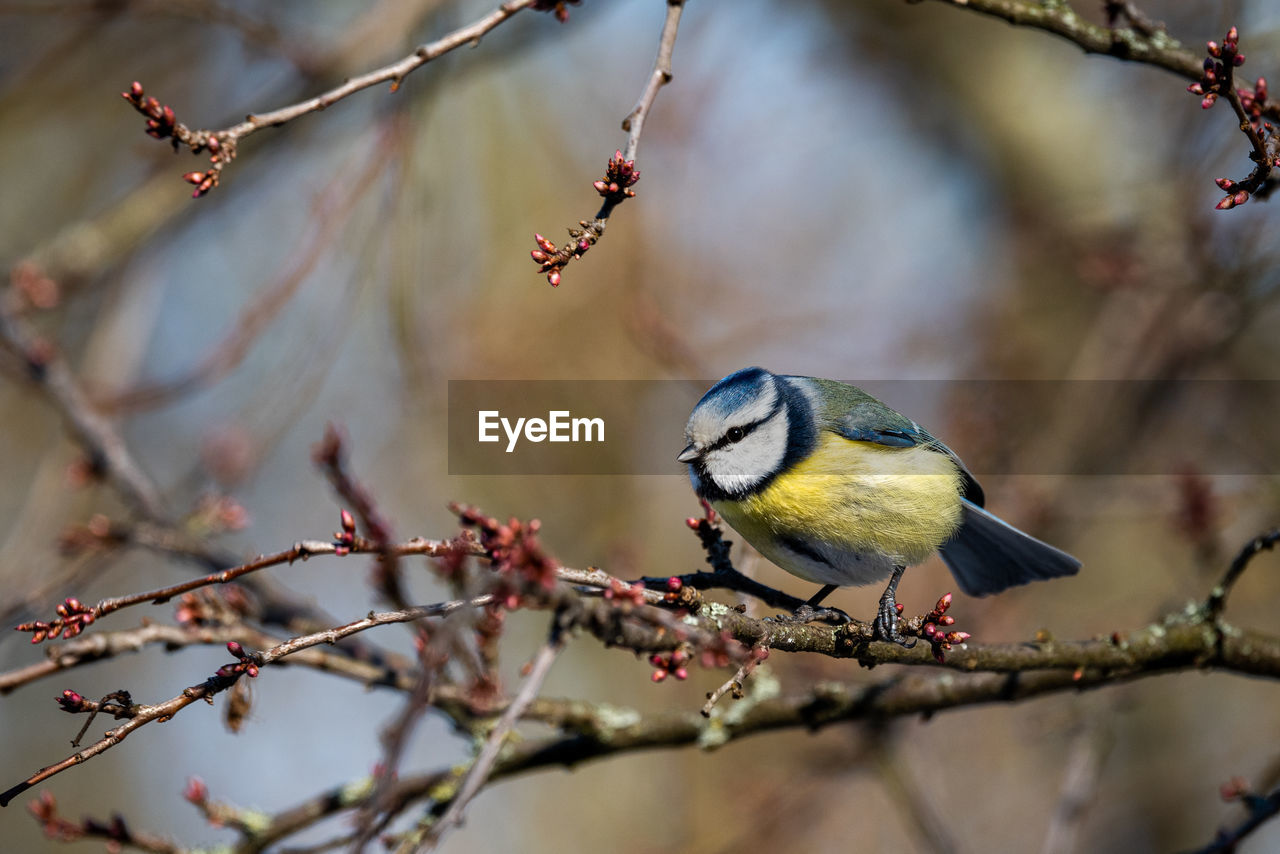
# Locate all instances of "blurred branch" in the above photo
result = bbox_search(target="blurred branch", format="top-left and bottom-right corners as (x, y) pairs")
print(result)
(871, 725), (958, 854)
(0, 298), (165, 518)
(1042, 719), (1113, 854)
(230, 647), (1265, 852)
(0, 0), (309, 70)
(418, 614), (567, 851)
(91, 131), (395, 414)
(915, 0), (1198, 81)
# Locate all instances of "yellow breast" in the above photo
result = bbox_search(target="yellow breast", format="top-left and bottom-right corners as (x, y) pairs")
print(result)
(717, 431), (964, 568)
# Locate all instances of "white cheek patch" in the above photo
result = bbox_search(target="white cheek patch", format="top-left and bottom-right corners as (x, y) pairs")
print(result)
(707, 408), (789, 493)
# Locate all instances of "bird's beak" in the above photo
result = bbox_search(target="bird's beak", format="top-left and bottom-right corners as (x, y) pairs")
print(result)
(677, 444), (699, 464)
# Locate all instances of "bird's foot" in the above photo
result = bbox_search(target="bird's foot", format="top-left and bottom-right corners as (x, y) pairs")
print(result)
(872, 595), (916, 648)
(770, 603), (851, 625)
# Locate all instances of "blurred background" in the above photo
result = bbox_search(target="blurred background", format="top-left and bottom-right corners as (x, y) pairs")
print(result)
(2, 0), (1279, 851)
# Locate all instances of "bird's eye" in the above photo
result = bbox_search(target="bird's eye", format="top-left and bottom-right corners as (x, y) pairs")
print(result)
(726, 427), (746, 443)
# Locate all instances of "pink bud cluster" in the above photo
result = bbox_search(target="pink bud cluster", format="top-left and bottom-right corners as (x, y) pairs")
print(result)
(189, 493), (250, 533)
(1188, 27), (1245, 109)
(1212, 178), (1253, 211)
(174, 586), (252, 627)
(28, 774), (144, 843)
(451, 503), (560, 601)
(183, 777), (209, 807)
(528, 151), (640, 286)
(650, 646), (691, 682)
(333, 508), (358, 555)
(122, 81), (230, 197)
(181, 164), (220, 199)
(215, 641), (260, 679)
(919, 593), (971, 663)
(9, 261), (60, 310)
(1186, 28), (1278, 210)
(55, 689), (88, 713)
(121, 80), (177, 139)
(603, 577), (648, 606)
(28, 793), (84, 843)
(16, 597), (96, 644)
(533, 0), (581, 23)
(593, 150), (640, 204)
(58, 514), (121, 556)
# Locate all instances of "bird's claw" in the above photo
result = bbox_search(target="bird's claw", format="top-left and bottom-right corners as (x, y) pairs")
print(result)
(769, 603), (852, 625)
(872, 595), (916, 648)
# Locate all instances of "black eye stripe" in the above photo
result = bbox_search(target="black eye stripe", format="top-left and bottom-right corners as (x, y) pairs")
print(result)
(709, 414), (768, 452)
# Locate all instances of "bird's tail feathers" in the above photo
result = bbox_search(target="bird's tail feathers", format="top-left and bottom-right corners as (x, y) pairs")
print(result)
(938, 501), (1081, 597)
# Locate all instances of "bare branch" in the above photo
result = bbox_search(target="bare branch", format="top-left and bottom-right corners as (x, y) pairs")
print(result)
(0, 596), (493, 807)
(621, 0), (686, 163)
(1203, 527), (1280, 619)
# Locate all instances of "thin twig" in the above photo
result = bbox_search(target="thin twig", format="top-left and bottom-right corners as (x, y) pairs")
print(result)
(0, 596), (493, 807)
(620, 0), (685, 163)
(701, 646), (766, 717)
(416, 614), (567, 851)
(92, 130), (395, 413)
(218, 1), (536, 144)
(1203, 527), (1280, 619)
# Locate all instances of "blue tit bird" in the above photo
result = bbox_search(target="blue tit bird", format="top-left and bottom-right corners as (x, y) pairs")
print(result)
(678, 367), (1080, 645)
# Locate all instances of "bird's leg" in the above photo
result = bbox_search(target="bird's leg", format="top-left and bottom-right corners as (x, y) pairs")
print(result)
(872, 565), (916, 648)
(772, 584), (851, 625)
